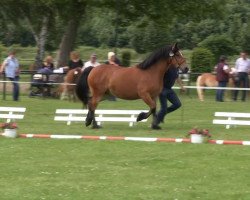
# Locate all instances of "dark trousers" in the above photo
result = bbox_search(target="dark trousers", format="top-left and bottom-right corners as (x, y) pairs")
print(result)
(9, 76), (20, 101)
(156, 88), (181, 123)
(233, 72), (249, 101)
(216, 81), (227, 102)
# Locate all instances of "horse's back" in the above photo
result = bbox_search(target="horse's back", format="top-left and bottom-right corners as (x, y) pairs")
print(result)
(87, 64), (122, 94)
(197, 73), (217, 87)
(88, 65), (145, 100)
(88, 64), (121, 84)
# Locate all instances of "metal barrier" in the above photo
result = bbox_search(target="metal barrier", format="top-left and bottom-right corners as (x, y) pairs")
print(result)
(1, 70), (66, 100)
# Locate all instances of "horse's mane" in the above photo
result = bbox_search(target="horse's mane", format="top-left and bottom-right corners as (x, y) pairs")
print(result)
(137, 45), (173, 70)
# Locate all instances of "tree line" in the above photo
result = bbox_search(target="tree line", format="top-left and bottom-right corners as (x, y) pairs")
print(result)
(0, 0), (249, 69)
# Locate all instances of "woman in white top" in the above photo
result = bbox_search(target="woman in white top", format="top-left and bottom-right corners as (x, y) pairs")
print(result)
(0, 50), (20, 101)
(82, 53), (100, 71)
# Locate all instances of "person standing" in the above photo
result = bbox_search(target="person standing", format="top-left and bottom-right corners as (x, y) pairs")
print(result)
(0, 50), (20, 101)
(233, 51), (250, 101)
(152, 65), (187, 130)
(215, 55), (230, 102)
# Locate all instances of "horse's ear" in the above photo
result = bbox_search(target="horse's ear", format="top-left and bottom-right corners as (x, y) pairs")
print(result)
(169, 51), (174, 57)
(169, 43), (178, 57)
(172, 43), (179, 53)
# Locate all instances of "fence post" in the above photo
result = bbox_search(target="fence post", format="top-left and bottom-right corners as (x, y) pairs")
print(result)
(2, 73), (6, 100)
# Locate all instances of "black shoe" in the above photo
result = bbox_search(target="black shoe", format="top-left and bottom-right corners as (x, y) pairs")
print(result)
(151, 124), (162, 130)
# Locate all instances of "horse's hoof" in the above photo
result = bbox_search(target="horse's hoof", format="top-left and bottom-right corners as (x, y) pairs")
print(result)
(92, 124), (102, 129)
(151, 124), (162, 130)
(85, 119), (92, 127)
(137, 112), (147, 122)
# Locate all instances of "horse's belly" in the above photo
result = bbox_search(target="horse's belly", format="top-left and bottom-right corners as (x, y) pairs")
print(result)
(109, 78), (139, 100)
(109, 86), (139, 100)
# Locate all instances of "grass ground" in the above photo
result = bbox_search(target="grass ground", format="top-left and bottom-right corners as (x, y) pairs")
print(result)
(1, 90), (250, 199)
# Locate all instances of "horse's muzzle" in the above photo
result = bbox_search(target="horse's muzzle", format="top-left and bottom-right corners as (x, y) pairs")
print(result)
(181, 67), (189, 73)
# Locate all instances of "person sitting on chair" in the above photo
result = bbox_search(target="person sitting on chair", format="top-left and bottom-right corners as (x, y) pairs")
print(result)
(105, 52), (121, 66)
(82, 53), (100, 71)
(64, 51), (83, 72)
(42, 55), (54, 72)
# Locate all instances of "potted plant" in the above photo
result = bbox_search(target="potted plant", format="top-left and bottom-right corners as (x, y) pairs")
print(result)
(188, 127), (211, 144)
(0, 121), (18, 138)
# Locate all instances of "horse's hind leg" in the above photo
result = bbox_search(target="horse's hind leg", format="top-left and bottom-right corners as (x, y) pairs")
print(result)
(197, 87), (204, 101)
(85, 110), (94, 127)
(86, 94), (103, 128)
(196, 76), (204, 101)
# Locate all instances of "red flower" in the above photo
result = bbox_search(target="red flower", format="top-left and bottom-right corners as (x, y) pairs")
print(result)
(188, 128), (211, 138)
(188, 128), (198, 135)
(0, 122), (18, 129)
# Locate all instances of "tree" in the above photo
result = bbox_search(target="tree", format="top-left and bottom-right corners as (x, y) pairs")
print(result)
(0, 0), (55, 68)
(54, 0), (87, 67)
(241, 21), (250, 52)
(191, 48), (214, 80)
(198, 35), (238, 64)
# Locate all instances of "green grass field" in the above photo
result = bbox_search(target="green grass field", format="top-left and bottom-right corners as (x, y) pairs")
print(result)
(1, 91), (250, 200)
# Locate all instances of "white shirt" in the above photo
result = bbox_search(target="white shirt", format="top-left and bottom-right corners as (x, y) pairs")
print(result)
(223, 64), (229, 71)
(235, 58), (250, 73)
(3, 56), (19, 78)
(82, 61), (100, 71)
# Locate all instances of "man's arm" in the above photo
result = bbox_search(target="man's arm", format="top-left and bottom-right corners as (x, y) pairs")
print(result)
(176, 77), (185, 92)
(0, 60), (7, 73)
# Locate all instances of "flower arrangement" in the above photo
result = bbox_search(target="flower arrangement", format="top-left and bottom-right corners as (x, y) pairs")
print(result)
(188, 127), (212, 138)
(0, 122), (18, 130)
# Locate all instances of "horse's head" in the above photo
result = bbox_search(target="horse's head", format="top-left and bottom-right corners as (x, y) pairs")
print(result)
(65, 67), (82, 83)
(73, 68), (82, 82)
(169, 43), (189, 73)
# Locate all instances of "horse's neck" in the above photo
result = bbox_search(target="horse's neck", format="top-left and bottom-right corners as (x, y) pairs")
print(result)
(148, 60), (169, 79)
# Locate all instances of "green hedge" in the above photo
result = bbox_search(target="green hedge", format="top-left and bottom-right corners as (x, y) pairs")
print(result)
(191, 47), (214, 80)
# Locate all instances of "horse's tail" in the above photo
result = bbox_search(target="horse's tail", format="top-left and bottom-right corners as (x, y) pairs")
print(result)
(196, 75), (204, 101)
(76, 67), (94, 106)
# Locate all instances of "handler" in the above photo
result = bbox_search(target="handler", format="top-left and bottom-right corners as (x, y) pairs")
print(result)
(152, 65), (188, 130)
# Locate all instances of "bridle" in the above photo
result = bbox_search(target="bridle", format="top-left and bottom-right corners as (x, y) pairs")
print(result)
(173, 51), (186, 67)
(170, 51), (189, 73)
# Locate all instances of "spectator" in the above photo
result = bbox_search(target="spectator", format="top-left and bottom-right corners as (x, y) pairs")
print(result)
(152, 65), (188, 130)
(105, 52), (121, 66)
(104, 52), (121, 101)
(0, 50), (20, 101)
(42, 55), (54, 72)
(64, 51), (83, 71)
(82, 53), (100, 71)
(233, 51), (250, 101)
(215, 55), (230, 102)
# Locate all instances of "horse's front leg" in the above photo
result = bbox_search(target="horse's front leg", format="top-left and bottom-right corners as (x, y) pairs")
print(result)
(137, 93), (157, 122)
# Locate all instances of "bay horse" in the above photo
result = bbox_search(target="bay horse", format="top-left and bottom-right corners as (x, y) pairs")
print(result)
(76, 43), (188, 128)
(196, 73), (235, 101)
(60, 67), (82, 101)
